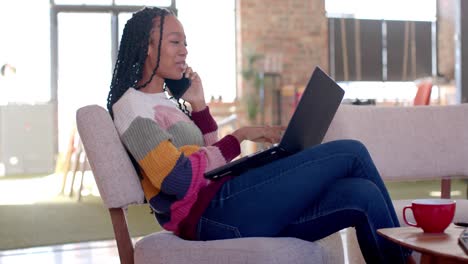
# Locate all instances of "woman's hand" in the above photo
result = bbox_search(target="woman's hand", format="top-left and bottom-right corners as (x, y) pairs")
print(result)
(231, 126), (287, 144)
(180, 66), (206, 111)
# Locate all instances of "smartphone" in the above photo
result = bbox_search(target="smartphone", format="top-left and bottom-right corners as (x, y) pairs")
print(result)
(164, 77), (191, 100)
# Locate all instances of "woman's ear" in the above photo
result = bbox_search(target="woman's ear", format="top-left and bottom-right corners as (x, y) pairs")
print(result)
(147, 45), (158, 59)
(147, 40), (153, 56)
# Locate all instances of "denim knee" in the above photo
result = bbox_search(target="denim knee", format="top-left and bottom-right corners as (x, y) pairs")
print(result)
(337, 139), (366, 151)
(329, 139), (370, 158)
(329, 178), (384, 211)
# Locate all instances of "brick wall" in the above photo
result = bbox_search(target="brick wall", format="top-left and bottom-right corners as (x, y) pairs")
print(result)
(236, 0), (327, 124)
(237, 0), (327, 86)
(236, 0), (455, 125)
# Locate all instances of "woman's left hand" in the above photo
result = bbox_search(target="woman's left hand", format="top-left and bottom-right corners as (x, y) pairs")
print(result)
(181, 66), (206, 111)
(232, 125), (287, 144)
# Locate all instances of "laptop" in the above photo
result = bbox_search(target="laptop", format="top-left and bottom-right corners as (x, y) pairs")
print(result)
(204, 67), (345, 180)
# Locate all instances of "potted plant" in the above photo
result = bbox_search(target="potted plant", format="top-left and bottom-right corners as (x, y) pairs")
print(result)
(241, 52), (264, 125)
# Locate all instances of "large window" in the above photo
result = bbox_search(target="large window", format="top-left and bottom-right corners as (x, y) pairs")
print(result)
(177, 0), (236, 103)
(57, 13), (112, 154)
(51, 0), (236, 153)
(326, 0), (438, 101)
(326, 0), (436, 21)
(0, 0), (50, 104)
(54, 0), (171, 5)
(329, 18), (434, 81)
(51, 1), (175, 153)
(327, 0), (436, 82)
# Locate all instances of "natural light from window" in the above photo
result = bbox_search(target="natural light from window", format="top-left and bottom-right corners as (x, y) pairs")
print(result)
(326, 0), (438, 102)
(326, 0), (436, 21)
(177, 0), (236, 102)
(0, 0), (50, 104)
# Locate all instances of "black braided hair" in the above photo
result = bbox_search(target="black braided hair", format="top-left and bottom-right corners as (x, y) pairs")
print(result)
(163, 85), (192, 117)
(107, 7), (191, 118)
(107, 7), (170, 117)
(177, 99), (191, 117)
(107, 7), (193, 181)
(106, 7), (171, 183)
(107, 7), (192, 118)
(107, 7), (171, 117)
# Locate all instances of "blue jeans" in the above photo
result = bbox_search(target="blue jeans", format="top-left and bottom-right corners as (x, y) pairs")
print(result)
(196, 140), (410, 263)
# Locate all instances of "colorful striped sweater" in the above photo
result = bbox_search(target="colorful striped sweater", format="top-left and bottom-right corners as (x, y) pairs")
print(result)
(112, 88), (240, 238)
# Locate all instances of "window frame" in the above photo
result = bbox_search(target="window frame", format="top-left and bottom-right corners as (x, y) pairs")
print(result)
(49, 0), (177, 154)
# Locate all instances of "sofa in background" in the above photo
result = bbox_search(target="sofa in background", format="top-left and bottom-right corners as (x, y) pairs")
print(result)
(324, 104), (468, 263)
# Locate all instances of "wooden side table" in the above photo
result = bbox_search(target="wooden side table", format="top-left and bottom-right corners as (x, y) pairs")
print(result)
(377, 224), (468, 263)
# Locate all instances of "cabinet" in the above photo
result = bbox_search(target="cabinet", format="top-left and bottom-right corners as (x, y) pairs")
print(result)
(0, 104), (56, 176)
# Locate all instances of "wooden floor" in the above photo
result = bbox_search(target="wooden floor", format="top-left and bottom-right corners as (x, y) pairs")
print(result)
(0, 239), (121, 264)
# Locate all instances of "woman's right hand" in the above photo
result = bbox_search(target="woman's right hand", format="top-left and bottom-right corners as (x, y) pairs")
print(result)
(231, 126), (286, 144)
(181, 66), (206, 111)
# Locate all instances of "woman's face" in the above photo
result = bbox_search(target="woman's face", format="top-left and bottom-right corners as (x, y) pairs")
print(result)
(147, 15), (188, 80)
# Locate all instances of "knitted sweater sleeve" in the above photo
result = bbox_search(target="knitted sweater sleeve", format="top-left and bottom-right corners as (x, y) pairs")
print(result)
(113, 98), (240, 202)
(190, 106), (219, 146)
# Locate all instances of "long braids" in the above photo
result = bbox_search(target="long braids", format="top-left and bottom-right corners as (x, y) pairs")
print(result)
(177, 99), (191, 117)
(163, 85), (192, 117)
(107, 7), (170, 118)
(134, 18), (164, 91)
(106, 7), (192, 181)
(107, 7), (191, 119)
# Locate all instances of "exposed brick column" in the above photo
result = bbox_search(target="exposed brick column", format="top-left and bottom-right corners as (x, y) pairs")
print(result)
(237, 0), (327, 86)
(237, 0), (327, 124)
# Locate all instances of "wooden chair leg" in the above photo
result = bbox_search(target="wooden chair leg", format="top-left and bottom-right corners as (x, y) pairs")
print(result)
(109, 208), (134, 264)
(60, 128), (76, 195)
(441, 178), (451, 199)
(59, 152), (72, 195)
(77, 153), (89, 202)
(69, 149), (82, 197)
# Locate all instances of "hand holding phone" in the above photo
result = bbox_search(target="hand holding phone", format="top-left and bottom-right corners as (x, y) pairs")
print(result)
(165, 66), (206, 111)
(164, 77), (191, 100)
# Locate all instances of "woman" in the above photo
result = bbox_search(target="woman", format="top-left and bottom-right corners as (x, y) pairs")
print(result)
(107, 7), (412, 263)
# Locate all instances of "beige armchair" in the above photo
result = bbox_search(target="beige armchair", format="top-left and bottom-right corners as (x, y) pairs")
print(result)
(76, 105), (344, 264)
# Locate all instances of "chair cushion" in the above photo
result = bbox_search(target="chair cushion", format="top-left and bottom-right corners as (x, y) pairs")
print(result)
(134, 231), (344, 264)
